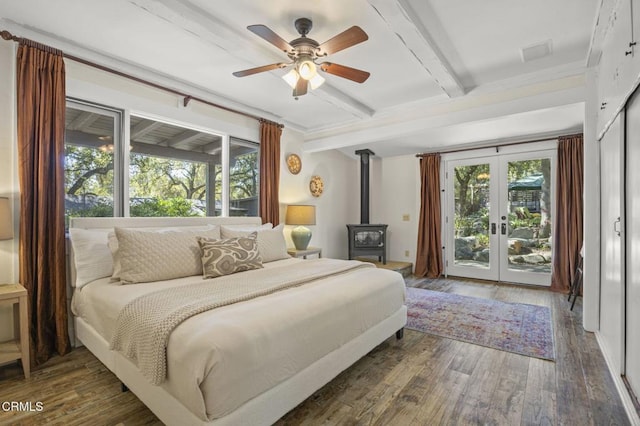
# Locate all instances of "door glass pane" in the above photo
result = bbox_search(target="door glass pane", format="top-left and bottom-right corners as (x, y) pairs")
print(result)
(229, 138), (259, 216)
(453, 164), (491, 268)
(64, 104), (118, 226)
(506, 158), (552, 273)
(128, 116), (222, 217)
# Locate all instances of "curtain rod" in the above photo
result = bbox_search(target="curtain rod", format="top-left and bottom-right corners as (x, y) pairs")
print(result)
(415, 133), (583, 157)
(0, 30), (284, 128)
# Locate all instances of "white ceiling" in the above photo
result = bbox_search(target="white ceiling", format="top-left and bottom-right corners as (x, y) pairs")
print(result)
(0, 0), (597, 157)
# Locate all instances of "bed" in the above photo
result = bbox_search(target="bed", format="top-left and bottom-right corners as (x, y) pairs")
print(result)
(68, 216), (407, 426)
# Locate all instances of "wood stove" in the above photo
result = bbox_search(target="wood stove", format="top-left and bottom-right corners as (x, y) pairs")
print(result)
(347, 149), (388, 264)
(347, 224), (388, 263)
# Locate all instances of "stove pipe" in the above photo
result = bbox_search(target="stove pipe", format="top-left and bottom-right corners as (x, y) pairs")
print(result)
(355, 149), (374, 224)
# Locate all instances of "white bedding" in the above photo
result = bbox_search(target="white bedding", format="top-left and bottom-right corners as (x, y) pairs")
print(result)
(72, 257), (406, 421)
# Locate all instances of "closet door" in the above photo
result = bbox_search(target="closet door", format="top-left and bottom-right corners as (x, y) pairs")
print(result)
(599, 112), (625, 373)
(626, 91), (640, 397)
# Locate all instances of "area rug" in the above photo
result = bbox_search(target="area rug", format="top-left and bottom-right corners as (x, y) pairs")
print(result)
(405, 287), (555, 360)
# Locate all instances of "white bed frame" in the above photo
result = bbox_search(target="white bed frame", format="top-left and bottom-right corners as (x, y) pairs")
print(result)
(69, 217), (407, 426)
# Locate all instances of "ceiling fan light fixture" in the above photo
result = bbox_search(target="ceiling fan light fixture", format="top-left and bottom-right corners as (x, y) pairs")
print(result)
(309, 73), (325, 90)
(297, 58), (317, 80)
(282, 68), (299, 88)
(235, 19), (370, 97)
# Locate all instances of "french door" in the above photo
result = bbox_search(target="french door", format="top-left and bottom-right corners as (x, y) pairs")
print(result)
(444, 149), (556, 285)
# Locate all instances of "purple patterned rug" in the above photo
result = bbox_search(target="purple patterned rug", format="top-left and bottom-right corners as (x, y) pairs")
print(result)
(406, 287), (555, 361)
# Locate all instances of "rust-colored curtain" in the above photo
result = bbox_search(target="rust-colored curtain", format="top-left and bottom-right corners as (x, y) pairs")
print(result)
(259, 120), (282, 225)
(415, 154), (443, 278)
(16, 40), (70, 365)
(551, 134), (584, 292)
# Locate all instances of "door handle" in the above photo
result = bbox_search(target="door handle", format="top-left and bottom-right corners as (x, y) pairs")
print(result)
(614, 217), (621, 237)
(491, 223), (496, 235)
(501, 223), (507, 235)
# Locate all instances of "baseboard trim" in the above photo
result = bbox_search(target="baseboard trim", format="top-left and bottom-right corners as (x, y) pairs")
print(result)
(595, 331), (640, 426)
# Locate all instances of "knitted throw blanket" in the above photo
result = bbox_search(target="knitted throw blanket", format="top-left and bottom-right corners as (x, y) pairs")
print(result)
(109, 259), (373, 385)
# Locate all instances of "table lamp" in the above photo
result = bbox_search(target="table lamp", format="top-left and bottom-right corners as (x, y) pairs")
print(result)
(285, 205), (316, 250)
(0, 197), (13, 241)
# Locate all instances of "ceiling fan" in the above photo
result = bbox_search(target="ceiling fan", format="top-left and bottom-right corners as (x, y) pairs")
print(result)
(233, 18), (370, 98)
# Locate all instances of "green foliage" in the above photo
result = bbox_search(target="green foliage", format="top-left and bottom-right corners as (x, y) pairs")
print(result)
(508, 208), (542, 230)
(453, 164), (490, 217)
(130, 198), (202, 217)
(65, 142), (259, 219)
(230, 152), (259, 200)
(507, 159), (542, 182)
(66, 201), (113, 219)
(476, 233), (489, 248)
(65, 145), (114, 196)
(451, 159), (552, 252)
(129, 154), (207, 201)
(454, 207), (489, 238)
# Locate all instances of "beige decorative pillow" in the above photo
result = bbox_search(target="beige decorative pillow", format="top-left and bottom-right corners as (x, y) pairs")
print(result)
(198, 233), (263, 279)
(114, 227), (221, 284)
(109, 225), (220, 282)
(220, 223), (289, 263)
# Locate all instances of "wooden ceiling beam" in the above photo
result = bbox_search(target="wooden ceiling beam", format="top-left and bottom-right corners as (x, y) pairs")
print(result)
(131, 120), (162, 140)
(164, 129), (203, 147)
(68, 111), (100, 131)
(367, 0), (466, 98)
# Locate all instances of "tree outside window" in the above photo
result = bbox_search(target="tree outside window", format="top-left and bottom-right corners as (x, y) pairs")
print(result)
(64, 101), (259, 223)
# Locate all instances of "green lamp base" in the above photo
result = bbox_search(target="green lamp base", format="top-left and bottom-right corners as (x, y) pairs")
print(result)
(291, 225), (312, 250)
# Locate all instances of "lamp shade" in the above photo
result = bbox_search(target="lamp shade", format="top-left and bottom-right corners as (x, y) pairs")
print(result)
(285, 205), (316, 226)
(0, 197), (13, 240)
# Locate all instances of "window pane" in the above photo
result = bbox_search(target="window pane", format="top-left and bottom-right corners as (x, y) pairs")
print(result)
(129, 116), (222, 217)
(453, 163), (490, 268)
(229, 138), (259, 217)
(506, 158), (552, 274)
(64, 103), (118, 225)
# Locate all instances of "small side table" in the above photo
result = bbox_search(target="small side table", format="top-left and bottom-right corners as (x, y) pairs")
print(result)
(287, 247), (322, 259)
(0, 284), (30, 379)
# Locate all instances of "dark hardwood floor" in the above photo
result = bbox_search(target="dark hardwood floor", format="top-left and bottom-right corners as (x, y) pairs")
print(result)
(0, 276), (630, 425)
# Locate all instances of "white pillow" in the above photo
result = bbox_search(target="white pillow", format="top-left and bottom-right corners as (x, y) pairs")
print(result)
(220, 223), (272, 237)
(69, 228), (113, 289)
(220, 223), (289, 263)
(109, 225), (220, 282)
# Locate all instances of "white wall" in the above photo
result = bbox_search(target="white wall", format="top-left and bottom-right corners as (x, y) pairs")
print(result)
(0, 41), (19, 342)
(282, 136), (358, 259)
(371, 155), (421, 265)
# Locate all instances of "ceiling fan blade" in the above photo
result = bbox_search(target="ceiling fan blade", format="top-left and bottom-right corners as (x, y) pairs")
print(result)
(232, 63), (288, 77)
(319, 62), (370, 83)
(317, 26), (368, 56)
(247, 25), (294, 53)
(293, 78), (308, 97)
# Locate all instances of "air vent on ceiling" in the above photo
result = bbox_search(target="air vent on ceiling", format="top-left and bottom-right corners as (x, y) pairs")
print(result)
(520, 40), (553, 63)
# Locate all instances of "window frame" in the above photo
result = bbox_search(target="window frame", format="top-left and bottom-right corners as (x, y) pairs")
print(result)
(65, 98), (125, 217)
(64, 98), (259, 218)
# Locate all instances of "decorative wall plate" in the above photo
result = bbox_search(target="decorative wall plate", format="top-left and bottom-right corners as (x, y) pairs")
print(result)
(310, 175), (324, 197)
(286, 153), (302, 175)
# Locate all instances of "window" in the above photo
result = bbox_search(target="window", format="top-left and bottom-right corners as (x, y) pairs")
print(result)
(64, 100), (122, 224)
(229, 138), (259, 217)
(128, 115), (221, 217)
(64, 100), (258, 222)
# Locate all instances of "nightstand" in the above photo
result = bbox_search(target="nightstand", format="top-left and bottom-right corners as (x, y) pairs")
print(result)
(287, 247), (322, 259)
(0, 284), (30, 379)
